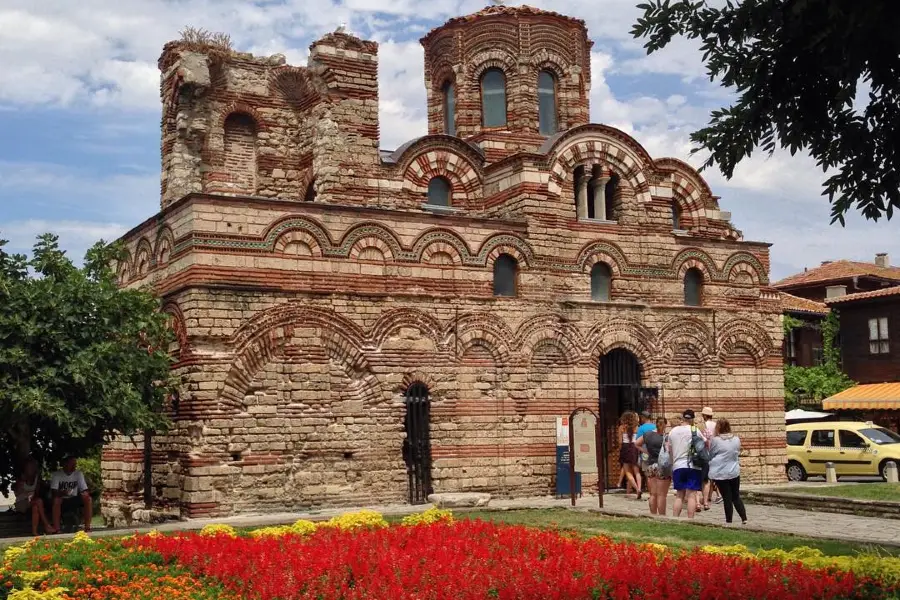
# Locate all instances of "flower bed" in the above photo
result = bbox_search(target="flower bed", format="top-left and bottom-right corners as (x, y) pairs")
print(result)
(1, 510), (897, 599)
(0, 533), (235, 600)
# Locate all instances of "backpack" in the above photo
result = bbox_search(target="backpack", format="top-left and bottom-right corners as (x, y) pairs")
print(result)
(689, 426), (710, 469)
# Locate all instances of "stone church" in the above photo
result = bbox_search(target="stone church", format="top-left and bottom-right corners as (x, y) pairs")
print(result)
(102, 5), (785, 521)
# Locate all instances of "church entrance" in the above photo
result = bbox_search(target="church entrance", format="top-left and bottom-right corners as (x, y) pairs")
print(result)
(403, 382), (433, 504)
(598, 349), (657, 489)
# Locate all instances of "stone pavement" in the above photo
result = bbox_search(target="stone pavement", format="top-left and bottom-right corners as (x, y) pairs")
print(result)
(3, 491), (899, 547)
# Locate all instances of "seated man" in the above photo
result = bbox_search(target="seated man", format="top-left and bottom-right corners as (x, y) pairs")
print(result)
(13, 457), (56, 536)
(49, 455), (92, 533)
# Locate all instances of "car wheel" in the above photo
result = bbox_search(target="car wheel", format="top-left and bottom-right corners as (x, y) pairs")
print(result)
(786, 461), (807, 482)
(880, 460), (897, 482)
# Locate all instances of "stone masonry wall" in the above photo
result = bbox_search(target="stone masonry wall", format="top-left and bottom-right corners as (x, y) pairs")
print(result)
(105, 191), (783, 519)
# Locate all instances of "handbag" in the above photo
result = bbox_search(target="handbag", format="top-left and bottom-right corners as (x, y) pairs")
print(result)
(656, 434), (673, 474)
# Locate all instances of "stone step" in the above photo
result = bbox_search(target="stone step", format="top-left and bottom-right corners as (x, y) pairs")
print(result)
(427, 493), (491, 508)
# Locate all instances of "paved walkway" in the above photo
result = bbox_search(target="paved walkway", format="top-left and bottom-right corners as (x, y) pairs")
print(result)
(3, 491), (899, 547)
(541, 493), (900, 547)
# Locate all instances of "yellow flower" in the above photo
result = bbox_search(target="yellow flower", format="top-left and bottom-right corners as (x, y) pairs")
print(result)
(401, 508), (454, 526)
(8, 587), (69, 599)
(320, 510), (388, 531)
(65, 531), (95, 546)
(20, 571), (50, 587)
(3, 546), (26, 564)
(641, 543), (668, 554)
(249, 526), (294, 538)
(199, 524), (237, 537)
(700, 544), (752, 557)
(291, 520), (317, 535)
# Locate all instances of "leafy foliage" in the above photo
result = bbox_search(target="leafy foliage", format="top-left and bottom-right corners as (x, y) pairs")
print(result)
(632, 1), (900, 223)
(783, 312), (854, 409)
(783, 314), (805, 335)
(0, 234), (174, 493)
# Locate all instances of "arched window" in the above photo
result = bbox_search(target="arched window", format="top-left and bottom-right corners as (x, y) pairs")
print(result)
(538, 70), (558, 135)
(481, 69), (507, 128)
(684, 268), (704, 306)
(493, 253), (518, 297)
(590, 263), (612, 302)
(304, 179), (316, 202)
(223, 113), (258, 194)
(604, 174), (619, 221)
(442, 81), (456, 135)
(671, 202), (682, 229)
(427, 177), (451, 206)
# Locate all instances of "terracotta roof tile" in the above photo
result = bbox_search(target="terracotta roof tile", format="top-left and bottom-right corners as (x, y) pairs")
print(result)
(773, 260), (900, 289)
(825, 285), (900, 305)
(780, 292), (828, 315)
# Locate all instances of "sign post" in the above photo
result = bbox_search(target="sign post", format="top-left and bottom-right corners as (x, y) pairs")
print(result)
(555, 417), (581, 498)
(568, 407), (604, 508)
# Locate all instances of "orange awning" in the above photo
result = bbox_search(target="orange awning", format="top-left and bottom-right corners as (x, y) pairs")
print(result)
(823, 382), (900, 410)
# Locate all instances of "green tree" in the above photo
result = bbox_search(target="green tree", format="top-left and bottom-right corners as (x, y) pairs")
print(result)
(783, 312), (854, 410)
(632, 1), (900, 223)
(0, 234), (174, 493)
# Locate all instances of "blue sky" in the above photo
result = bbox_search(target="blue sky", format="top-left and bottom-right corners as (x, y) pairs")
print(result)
(1, 0), (897, 281)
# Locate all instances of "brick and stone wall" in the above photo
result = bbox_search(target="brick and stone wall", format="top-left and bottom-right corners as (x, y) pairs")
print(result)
(102, 5), (786, 522)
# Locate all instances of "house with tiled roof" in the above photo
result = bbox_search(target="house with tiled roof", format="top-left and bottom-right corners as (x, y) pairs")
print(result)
(775, 253), (900, 368)
(773, 253), (900, 302)
(779, 291), (828, 367)
(823, 284), (900, 431)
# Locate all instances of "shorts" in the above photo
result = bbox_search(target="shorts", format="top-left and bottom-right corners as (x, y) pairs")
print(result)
(619, 443), (639, 466)
(645, 463), (670, 479)
(672, 468), (702, 491)
(702, 463), (710, 483)
(59, 495), (85, 511)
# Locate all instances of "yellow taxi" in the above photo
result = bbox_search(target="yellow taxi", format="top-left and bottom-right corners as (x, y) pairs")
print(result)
(785, 421), (900, 481)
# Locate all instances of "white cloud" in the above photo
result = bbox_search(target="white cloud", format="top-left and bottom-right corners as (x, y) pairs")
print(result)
(0, 161), (158, 223)
(376, 40), (428, 149)
(0, 219), (128, 260)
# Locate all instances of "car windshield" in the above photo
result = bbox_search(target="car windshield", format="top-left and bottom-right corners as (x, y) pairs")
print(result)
(860, 428), (900, 445)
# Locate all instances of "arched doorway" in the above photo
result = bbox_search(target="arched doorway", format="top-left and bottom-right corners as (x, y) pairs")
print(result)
(403, 382), (433, 504)
(598, 349), (654, 488)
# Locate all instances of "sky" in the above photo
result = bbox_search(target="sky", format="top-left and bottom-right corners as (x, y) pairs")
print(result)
(0, 0), (897, 282)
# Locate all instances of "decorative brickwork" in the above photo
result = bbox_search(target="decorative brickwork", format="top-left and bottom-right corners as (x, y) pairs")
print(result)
(103, 5), (785, 522)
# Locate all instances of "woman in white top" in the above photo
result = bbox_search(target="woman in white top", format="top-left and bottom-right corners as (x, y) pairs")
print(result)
(708, 418), (747, 525)
(13, 457), (56, 536)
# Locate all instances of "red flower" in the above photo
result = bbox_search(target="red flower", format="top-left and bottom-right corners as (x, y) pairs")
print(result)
(133, 520), (893, 600)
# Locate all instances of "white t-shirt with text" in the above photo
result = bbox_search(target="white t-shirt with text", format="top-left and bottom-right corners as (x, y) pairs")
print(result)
(50, 470), (89, 498)
(669, 424), (700, 471)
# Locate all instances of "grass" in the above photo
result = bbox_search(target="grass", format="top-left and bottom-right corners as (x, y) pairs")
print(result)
(799, 483), (900, 502)
(446, 508), (900, 557)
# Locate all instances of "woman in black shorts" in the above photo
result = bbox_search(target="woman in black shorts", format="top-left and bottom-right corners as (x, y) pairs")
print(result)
(618, 411), (642, 500)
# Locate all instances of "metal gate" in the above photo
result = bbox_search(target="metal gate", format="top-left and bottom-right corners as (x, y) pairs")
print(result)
(403, 383), (432, 504)
(598, 349), (659, 487)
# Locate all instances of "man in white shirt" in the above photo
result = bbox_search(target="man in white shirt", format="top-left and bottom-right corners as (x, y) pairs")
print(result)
(50, 455), (92, 533)
(668, 409), (702, 518)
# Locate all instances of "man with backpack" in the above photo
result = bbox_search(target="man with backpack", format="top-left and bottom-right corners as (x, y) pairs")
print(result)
(666, 409), (709, 519)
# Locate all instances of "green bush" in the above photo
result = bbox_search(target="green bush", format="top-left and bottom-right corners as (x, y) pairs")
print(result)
(77, 455), (103, 510)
